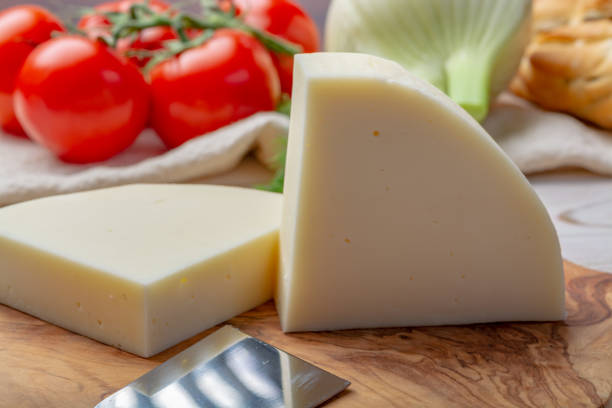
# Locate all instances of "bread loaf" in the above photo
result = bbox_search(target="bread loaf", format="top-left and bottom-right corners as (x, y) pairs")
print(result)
(511, 0), (612, 129)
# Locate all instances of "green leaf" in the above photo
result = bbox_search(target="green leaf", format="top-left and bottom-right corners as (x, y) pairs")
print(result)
(276, 94), (291, 116)
(256, 135), (288, 193)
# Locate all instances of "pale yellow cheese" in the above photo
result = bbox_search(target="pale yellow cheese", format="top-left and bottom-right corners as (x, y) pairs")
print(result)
(277, 53), (564, 332)
(0, 184), (281, 357)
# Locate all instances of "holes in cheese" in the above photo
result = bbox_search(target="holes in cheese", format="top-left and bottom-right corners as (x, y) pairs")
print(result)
(277, 53), (564, 332)
(0, 184), (281, 357)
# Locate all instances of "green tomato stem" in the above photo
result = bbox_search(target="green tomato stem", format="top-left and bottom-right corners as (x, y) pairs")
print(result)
(243, 24), (302, 55)
(444, 52), (493, 123)
(109, 8), (301, 56)
(182, 14), (302, 55)
(102, 1), (302, 72)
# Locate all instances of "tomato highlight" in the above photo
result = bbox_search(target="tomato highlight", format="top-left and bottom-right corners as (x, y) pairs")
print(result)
(150, 29), (281, 148)
(230, 0), (320, 94)
(14, 36), (150, 163)
(0, 5), (64, 136)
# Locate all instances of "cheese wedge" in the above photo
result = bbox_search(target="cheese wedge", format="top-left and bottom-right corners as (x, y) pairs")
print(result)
(277, 53), (564, 332)
(0, 184), (281, 357)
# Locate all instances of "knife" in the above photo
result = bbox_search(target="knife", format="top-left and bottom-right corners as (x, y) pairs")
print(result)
(95, 325), (350, 408)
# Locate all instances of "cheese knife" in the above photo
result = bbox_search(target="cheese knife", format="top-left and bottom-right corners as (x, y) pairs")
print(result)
(95, 325), (350, 408)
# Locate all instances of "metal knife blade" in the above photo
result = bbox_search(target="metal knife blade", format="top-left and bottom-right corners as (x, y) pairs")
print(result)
(95, 326), (350, 408)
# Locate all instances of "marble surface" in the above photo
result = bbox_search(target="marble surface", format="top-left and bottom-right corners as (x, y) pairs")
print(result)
(530, 170), (612, 273)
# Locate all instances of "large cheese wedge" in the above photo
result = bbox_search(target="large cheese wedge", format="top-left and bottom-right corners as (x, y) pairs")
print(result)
(0, 184), (281, 357)
(277, 53), (564, 332)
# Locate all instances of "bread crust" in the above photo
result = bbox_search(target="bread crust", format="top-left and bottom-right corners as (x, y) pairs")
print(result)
(511, 0), (612, 128)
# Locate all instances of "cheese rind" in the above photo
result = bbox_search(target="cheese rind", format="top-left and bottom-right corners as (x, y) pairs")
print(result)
(0, 184), (281, 357)
(277, 53), (564, 332)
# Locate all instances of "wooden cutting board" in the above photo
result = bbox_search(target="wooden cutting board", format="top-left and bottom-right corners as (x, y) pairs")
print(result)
(1, 261), (611, 407)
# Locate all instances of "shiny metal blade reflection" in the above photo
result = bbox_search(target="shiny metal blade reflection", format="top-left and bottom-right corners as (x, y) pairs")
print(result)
(96, 326), (350, 408)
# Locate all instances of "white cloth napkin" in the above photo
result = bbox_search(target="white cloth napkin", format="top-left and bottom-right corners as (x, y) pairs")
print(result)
(484, 94), (612, 175)
(1, 94), (611, 207)
(0, 112), (289, 206)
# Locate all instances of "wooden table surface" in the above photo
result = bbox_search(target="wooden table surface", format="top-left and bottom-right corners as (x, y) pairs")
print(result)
(1, 261), (611, 408)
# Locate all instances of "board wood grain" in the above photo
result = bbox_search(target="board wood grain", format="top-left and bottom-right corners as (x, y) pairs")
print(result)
(1, 261), (611, 407)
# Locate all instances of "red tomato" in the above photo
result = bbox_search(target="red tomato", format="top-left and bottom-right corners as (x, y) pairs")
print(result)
(79, 0), (176, 67)
(0, 5), (64, 136)
(149, 29), (280, 148)
(230, 0), (319, 94)
(14, 36), (150, 163)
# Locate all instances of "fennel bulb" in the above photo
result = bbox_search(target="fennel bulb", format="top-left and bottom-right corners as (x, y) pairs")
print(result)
(325, 0), (532, 122)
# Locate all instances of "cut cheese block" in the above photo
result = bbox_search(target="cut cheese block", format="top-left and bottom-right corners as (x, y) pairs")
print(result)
(0, 184), (281, 357)
(277, 53), (564, 332)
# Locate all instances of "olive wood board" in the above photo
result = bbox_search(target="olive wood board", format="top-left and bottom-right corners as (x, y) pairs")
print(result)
(1, 261), (611, 407)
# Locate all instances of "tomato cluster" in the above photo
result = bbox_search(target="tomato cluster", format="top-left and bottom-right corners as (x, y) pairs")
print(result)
(0, 0), (318, 163)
